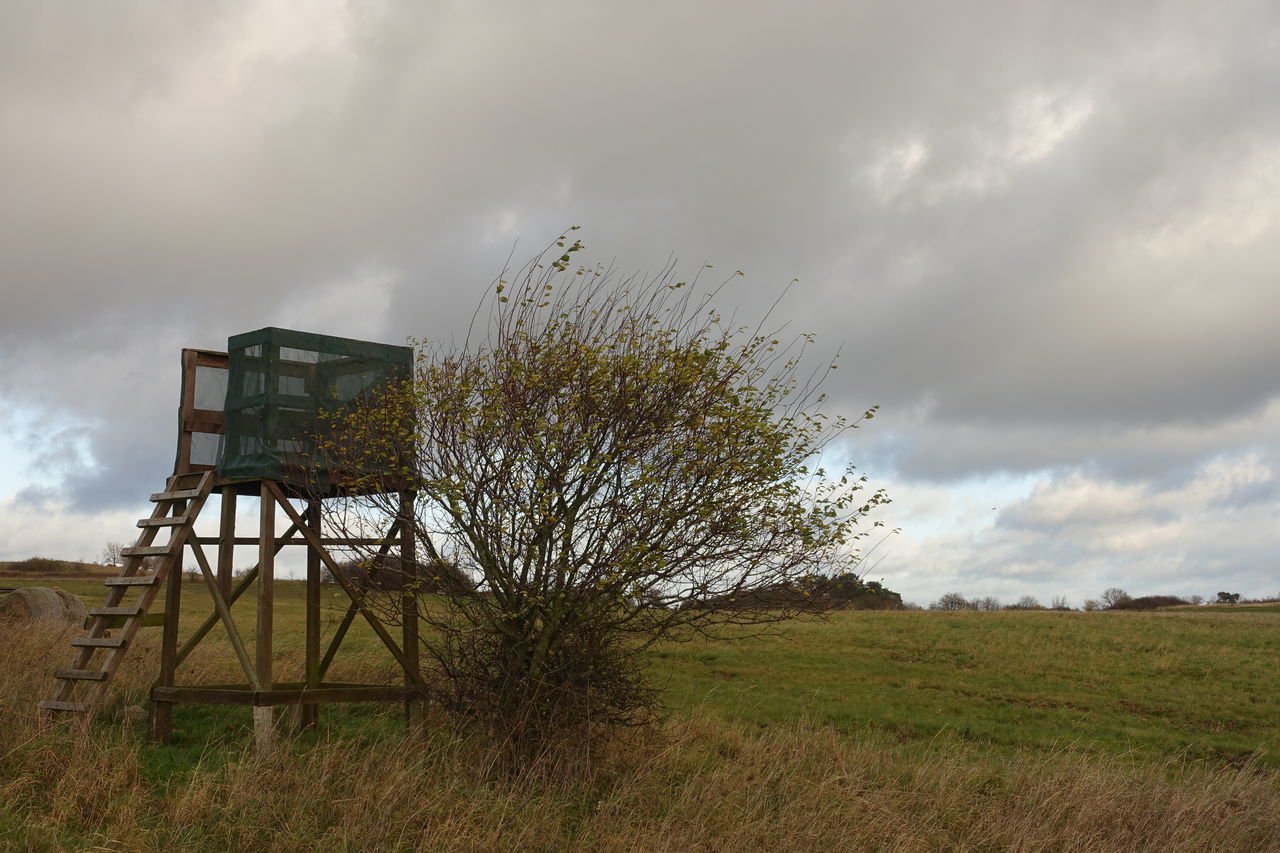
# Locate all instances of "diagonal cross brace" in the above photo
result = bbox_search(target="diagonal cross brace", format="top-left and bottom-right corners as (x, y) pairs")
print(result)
(187, 539), (261, 690)
(173, 518), (299, 667)
(263, 482), (425, 690)
(319, 516), (401, 679)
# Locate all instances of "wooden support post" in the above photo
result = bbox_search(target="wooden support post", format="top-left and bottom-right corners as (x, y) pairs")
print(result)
(303, 499), (322, 729)
(176, 350), (196, 474)
(400, 491), (422, 729)
(151, 501), (185, 744)
(254, 483), (275, 749)
(217, 486), (236, 599)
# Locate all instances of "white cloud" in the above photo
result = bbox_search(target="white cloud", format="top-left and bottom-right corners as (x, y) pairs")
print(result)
(862, 89), (1095, 207)
(0, 495), (137, 563)
(879, 452), (1279, 606)
(1006, 91), (1094, 165)
(1001, 473), (1153, 530)
(866, 138), (930, 203)
(1129, 143), (1280, 259)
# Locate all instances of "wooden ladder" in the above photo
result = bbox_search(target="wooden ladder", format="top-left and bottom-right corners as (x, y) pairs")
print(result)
(40, 470), (215, 720)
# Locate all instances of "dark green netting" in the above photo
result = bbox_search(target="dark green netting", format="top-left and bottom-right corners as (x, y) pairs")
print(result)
(217, 327), (412, 490)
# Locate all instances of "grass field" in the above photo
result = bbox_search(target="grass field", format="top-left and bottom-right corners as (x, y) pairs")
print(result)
(658, 607), (1279, 767)
(2, 572), (1277, 851)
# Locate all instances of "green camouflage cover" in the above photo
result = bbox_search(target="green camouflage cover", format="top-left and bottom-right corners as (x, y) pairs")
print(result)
(217, 327), (412, 491)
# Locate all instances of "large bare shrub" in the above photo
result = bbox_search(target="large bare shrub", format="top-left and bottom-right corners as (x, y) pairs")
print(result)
(320, 235), (888, 764)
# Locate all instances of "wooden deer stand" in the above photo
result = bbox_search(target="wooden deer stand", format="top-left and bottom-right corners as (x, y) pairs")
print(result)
(42, 329), (424, 745)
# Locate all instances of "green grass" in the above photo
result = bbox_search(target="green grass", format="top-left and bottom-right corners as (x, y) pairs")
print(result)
(9, 574), (1278, 768)
(653, 607), (1280, 766)
(3, 573), (1279, 850)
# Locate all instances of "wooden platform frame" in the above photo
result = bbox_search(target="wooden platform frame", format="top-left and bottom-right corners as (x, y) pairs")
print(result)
(147, 346), (423, 744)
(148, 475), (424, 744)
(42, 344), (423, 744)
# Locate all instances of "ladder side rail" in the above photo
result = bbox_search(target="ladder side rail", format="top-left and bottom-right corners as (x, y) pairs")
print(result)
(50, 476), (192, 704)
(90, 474), (215, 711)
(43, 473), (214, 719)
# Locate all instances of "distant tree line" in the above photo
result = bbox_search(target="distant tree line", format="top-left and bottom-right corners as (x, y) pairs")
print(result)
(322, 555), (470, 593)
(928, 586), (1273, 613)
(1086, 587), (1251, 610)
(2, 556), (92, 575)
(928, 592), (1070, 612)
(687, 572), (904, 611)
(1099, 594), (1189, 611)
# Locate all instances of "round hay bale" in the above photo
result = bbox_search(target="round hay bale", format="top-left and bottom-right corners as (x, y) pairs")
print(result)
(0, 587), (87, 626)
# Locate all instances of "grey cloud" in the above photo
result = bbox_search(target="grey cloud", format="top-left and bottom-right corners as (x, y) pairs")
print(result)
(1, 0), (1278, 605)
(866, 396), (1280, 484)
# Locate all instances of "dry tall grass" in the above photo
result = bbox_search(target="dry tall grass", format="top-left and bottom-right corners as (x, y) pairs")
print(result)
(4, 621), (1278, 851)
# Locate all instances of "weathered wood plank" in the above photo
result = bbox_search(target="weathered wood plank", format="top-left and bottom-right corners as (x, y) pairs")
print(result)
(70, 636), (126, 648)
(121, 545), (172, 557)
(255, 481), (276, 745)
(319, 518), (400, 679)
(151, 684), (420, 706)
(192, 536), (393, 546)
(217, 487), (236, 599)
(304, 499), (322, 728)
(256, 685), (420, 706)
(152, 493), (186, 743)
(176, 349), (198, 475)
(89, 606), (144, 617)
(183, 411), (225, 434)
(137, 516), (187, 528)
(190, 350), (229, 369)
(151, 488), (202, 502)
(38, 700), (88, 712)
(401, 489), (422, 727)
(104, 575), (159, 586)
(84, 613), (165, 629)
(55, 669), (107, 681)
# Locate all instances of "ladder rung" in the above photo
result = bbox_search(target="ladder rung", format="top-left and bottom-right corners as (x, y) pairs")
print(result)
(89, 606), (143, 617)
(88, 613), (165, 629)
(121, 545), (172, 557)
(151, 488), (202, 502)
(70, 636), (126, 648)
(104, 575), (159, 586)
(137, 516), (188, 528)
(55, 669), (108, 681)
(38, 700), (88, 713)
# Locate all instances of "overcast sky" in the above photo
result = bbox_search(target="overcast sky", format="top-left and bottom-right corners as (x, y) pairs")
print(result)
(2, 0), (1277, 607)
